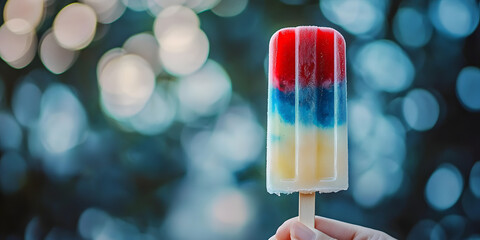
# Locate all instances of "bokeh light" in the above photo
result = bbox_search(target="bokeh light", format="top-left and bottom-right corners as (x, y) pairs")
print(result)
(96, 47), (126, 78)
(163, 175), (255, 239)
(353, 166), (388, 208)
(154, 5), (209, 76)
(145, 0), (165, 16)
(25, 217), (44, 240)
(39, 30), (78, 74)
(159, 22), (201, 52)
(12, 81), (42, 127)
(159, 27), (209, 76)
(406, 220), (446, 240)
(129, 84), (176, 135)
(403, 89), (440, 131)
(0, 112), (23, 150)
(456, 66), (480, 111)
(121, 0), (149, 12)
(349, 96), (406, 208)
(351, 116), (405, 205)
(80, 0), (126, 24)
(425, 164), (463, 211)
(177, 60), (231, 119)
(470, 162), (480, 198)
(349, 99), (378, 144)
(150, 0), (187, 9)
(0, 22), (36, 69)
(393, 7), (433, 48)
(209, 188), (252, 234)
(153, 5), (199, 42)
(211, 105), (264, 170)
(211, 0), (248, 17)
(99, 54), (155, 119)
(123, 33), (162, 75)
(3, 0), (45, 34)
(429, 0), (479, 38)
(320, 0), (385, 36)
(39, 84), (88, 154)
(78, 208), (111, 239)
(354, 40), (414, 92)
(439, 214), (466, 240)
(53, 3), (97, 50)
(186, 0), (221, 13)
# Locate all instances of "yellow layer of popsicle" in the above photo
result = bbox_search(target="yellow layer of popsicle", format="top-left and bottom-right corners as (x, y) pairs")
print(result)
(267, 113), (348, 194)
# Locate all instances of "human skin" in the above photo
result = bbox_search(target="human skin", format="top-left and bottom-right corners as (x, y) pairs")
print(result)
(269, 216), (396, 240)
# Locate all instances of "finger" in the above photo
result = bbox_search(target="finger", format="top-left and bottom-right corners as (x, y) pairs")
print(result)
(291, 221), (335, 240)
(268, 236), (276, 240)
(314, 216), (397, 240)
(275, 217), (299, 240)
(314, 216), (362, 239)
(274, 217), (336, 240)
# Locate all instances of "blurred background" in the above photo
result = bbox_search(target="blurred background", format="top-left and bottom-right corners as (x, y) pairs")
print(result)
(0, 0), (479, 239)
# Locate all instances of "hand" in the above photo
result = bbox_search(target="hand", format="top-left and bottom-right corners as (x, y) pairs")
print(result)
(269, 216), (396, 240)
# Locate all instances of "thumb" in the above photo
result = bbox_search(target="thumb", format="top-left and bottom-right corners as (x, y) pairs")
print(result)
(291, 221), (335, 240)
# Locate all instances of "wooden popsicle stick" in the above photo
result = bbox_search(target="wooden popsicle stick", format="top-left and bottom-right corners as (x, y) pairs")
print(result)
(299, 192), (315, 228)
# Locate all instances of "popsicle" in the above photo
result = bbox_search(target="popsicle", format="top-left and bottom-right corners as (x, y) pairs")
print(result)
(266, 26), (348, 227)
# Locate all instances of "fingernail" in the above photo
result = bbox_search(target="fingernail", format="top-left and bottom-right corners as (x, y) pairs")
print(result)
(292, 222), (315, 240)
